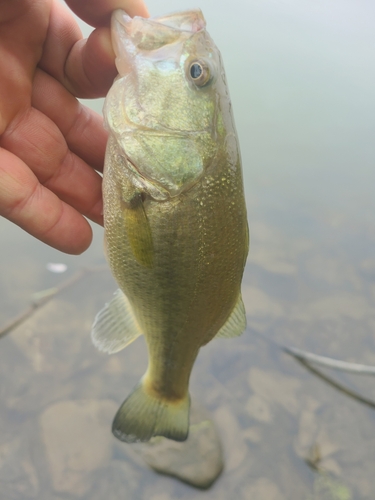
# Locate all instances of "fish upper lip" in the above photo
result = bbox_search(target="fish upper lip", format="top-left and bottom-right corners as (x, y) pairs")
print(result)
(114, 8), (206, 35)
(152, 10), (206, 33)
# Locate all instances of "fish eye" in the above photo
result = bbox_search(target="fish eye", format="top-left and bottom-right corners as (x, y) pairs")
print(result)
(190, 63), (203, 79)
(188, 60), (211, 87)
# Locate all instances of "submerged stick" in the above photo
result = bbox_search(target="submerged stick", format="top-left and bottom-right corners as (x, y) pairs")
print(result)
(253, 330), (375, 375)
(282, 345), (375, 375)
(0, 265), (108, 340)
(254, 330), (375, 409)
(296, 358), (375, 410)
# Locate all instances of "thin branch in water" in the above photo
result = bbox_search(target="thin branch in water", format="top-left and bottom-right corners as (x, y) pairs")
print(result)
(253, 330), (375, 409)
(296, 358), (375, 410)
(253, 330), (375, 376)
(0, 265), (108, 340)
(283, 345), (375, 376)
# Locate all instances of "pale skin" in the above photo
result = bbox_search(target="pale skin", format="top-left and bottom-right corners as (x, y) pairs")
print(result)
(0, 0), (149, 254)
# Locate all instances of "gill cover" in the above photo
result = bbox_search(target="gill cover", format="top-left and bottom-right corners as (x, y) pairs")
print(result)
(104, 9), (224, 197)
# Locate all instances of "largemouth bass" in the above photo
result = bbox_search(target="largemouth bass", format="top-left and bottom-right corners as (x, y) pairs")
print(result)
(92, 8), (249, 443)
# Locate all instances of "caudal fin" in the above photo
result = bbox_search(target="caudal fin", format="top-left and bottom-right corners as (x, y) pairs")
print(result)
(112, 381), (190, 443)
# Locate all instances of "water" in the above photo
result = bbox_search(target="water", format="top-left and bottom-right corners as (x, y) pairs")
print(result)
(1, 0), (375, 498)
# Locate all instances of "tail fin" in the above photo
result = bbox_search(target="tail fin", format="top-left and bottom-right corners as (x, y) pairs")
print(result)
(112, 381), (190, 443)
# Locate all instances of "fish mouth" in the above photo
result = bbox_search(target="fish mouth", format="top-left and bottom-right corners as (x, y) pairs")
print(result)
(151, 9), (206, 33)
(113, 9), (206, 35)
(112, 9), (207, 57)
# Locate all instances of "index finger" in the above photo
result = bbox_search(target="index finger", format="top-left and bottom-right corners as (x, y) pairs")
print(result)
(38, 0), (149, 98)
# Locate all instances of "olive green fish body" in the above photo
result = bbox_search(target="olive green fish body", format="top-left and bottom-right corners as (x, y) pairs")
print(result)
(92, 9), (249, 443)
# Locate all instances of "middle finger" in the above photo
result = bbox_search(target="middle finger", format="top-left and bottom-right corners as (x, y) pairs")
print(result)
(0, 106), (103, 225)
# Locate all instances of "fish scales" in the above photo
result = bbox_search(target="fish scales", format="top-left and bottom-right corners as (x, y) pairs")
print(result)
(92, 8), (249, 443)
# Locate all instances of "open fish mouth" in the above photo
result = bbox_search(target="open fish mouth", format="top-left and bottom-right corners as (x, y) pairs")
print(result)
(113, 8), (206, 35)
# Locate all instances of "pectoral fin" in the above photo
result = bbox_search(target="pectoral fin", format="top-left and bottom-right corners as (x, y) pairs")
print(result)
(91, 289), (141, 353)
(215, 294), (247, 339)
(123, 193), (153, 268)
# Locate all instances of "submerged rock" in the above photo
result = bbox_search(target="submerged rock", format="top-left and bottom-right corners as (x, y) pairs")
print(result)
(40, 399), (117, 496)
(132, 402), (223, 489)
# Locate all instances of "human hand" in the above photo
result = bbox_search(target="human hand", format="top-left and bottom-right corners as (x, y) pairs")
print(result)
(0, 0), (149, 254)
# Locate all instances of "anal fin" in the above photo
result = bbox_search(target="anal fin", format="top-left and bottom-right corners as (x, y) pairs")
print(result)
(91, 289), (141, 354)
(215, 294), (247, 339)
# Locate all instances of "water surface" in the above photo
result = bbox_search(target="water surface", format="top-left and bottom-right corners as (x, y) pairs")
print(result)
(1, 0), (375, 498)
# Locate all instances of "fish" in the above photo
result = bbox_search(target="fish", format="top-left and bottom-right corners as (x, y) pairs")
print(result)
(92, 8), (249, 443)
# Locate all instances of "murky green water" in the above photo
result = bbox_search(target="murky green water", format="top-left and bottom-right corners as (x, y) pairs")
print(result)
(1, 0), (375, 498)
